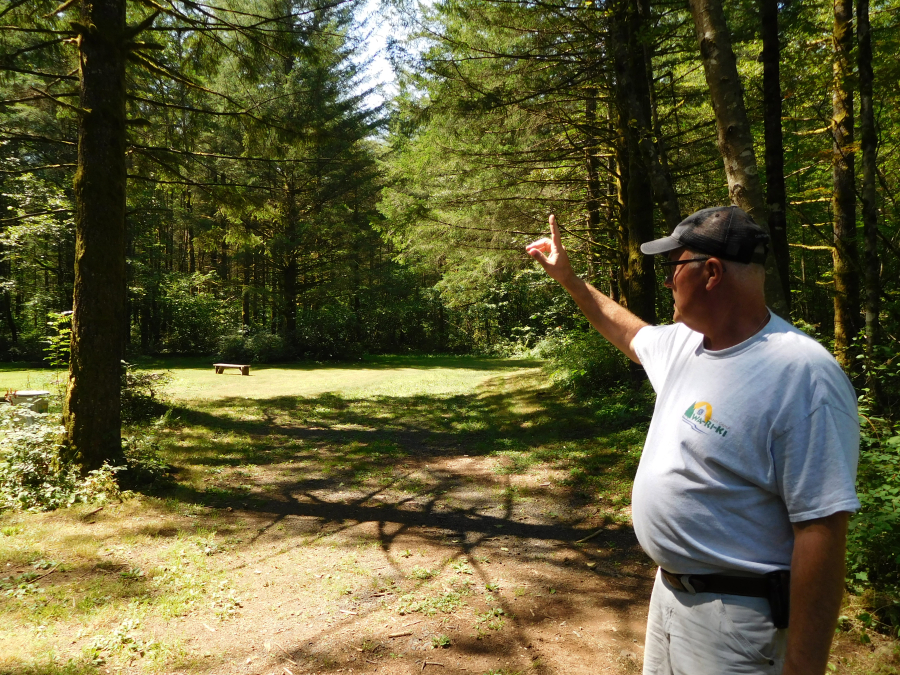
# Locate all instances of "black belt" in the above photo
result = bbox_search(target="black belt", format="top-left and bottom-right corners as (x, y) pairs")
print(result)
(660, 567), (791, 629)
(661, 568), (771, 598)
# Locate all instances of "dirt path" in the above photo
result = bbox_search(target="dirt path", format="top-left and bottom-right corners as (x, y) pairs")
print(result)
(143, 451), (654, 675)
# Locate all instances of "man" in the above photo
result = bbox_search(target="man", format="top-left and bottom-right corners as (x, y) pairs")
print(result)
(526, 207), (859, 675)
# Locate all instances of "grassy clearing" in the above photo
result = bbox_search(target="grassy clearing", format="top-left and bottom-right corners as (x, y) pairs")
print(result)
(0, 355), (897, 674)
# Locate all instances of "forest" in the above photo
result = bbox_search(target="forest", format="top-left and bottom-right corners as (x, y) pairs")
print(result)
(2, 0), (900, 672)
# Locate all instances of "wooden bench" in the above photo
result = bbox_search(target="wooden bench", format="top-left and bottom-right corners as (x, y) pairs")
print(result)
(213, 363), (250, 376)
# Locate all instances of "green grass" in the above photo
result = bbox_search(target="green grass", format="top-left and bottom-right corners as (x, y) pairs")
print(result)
(0, 363), (66, 394)
(132, 355), (651, 506)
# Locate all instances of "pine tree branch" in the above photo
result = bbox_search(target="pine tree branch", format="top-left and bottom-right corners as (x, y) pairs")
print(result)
(128, 94), (252, 117)
(1, 37), (67, 60)
(126, 51), (245, 110)
(0, 65), (77, 80)
(128, 173), (273, 191)
(164, 0), (290, 60)
(0, 0), (32, 20)
(30, 87), (89, 114)
(43, 0), (78, 18)
(131, 143), (349, 165)
(0, 131), (76, 146)
(0, 208), (72, 224)
(126, 94), (291, 132)
(128, 152), (275, 192)
(0, 164), (75, 174)
(0, 26), (72, 34)
(0, 93), (77, 105)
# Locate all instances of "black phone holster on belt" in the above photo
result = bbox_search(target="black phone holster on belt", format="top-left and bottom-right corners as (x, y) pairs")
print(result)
(765, 570), (791, 629)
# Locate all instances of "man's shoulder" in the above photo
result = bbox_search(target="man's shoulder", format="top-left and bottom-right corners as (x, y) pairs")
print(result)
(634, 321), (699, 351)
(763, 315), (857, 412)
(764, 316), (842, 368)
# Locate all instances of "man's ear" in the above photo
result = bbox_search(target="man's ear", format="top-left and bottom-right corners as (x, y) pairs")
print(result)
(705, 258), (726, 291)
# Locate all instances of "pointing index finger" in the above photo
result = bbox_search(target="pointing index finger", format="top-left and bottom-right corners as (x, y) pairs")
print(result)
(549, 214), (561, 247)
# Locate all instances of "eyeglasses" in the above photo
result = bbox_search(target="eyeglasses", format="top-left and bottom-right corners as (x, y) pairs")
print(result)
(657, 257), (712, 268)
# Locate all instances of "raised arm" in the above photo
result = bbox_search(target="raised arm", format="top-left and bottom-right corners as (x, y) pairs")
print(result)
(526, 215), (648, 363)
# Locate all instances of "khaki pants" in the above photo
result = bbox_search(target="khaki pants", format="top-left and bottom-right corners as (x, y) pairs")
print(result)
(643, 569), (787, 675)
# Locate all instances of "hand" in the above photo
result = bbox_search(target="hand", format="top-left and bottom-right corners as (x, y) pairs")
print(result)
(526, 214), (577, 286)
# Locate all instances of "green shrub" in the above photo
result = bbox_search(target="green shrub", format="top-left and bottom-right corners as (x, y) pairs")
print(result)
(158, 274), (228, 354)
(247, 332), (292, 362)
(119, 435), (173, 491)
(846, 415), (900, 635)
(216, 331), (291, 363)
(121, 362), (171, 423)
(295, 305), (362, 360)
(0, 404), (173, 511)
(531, 327), (631, 398)
(217, 332), (252, 363)
(0, 408), (121, 511)
(43, 311), (72, 370)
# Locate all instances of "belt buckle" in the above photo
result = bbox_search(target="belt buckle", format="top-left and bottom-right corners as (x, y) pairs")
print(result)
(679, 575), (699, 594)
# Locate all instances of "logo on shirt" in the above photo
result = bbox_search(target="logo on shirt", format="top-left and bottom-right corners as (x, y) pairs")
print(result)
(683, 401), (728, 437)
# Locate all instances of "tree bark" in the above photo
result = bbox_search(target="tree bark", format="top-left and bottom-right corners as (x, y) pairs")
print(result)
(584, 90), (604, 282)
(64, 0), (128, 471)
(0, 247), (17, 343)
(242, 250), (251, 328)
(282, 259), (297, 336)
(188, 225), (195, 274)
(759, 0), (791, 311)
(831, 0), (859, 372)
(2, 292), (16, 344)
(613, 133), (629, 310)
(612, 0), (657, 325)
(687, 0), (788, 317)
(857, 0), (880, 397)
(635, 0), (682, 230)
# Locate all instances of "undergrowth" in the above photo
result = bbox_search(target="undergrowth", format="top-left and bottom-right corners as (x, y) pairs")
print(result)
(846, 412), (900, 638)
(0, 408), (172, 512)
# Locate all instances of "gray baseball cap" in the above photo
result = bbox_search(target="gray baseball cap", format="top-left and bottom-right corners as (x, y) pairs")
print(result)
(641, 206), (769, 264)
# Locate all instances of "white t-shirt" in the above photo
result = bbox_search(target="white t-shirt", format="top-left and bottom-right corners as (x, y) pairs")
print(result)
(631, 313), (860, 575)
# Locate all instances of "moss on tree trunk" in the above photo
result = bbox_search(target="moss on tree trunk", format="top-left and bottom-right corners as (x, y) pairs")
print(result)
(64, 0), (128, 471)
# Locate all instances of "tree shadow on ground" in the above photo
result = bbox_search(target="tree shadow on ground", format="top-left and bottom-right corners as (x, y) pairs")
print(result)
(160, 371), (652, 510)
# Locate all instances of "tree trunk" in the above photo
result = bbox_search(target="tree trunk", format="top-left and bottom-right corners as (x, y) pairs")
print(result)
(634, 0), (682, 230)
(188, 225), (196, 274)
(64, 0), (127, 471)
(252, 251), (259, 324)
(0, 248), (17, 343)
(831, 0), (859, 372)
(242, 251), (251, 328)
(220, 235), (229, 282)
(759, 0), (791, 311)
(687, 0), (788, 316)
(613, 137), (629, 310)
(282, 259), (297, 337)
(584, 90), (606, 285)
(2, 292), (16, 344)
(612, 0), (657, 324)
(858, 0), (880, 397)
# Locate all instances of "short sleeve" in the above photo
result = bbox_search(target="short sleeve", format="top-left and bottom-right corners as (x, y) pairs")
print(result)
(632, 323), (699, 394)
(773, 404), (861, 522)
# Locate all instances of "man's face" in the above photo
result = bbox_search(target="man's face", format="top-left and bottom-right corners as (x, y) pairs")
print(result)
(663, 247), (710, 324)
